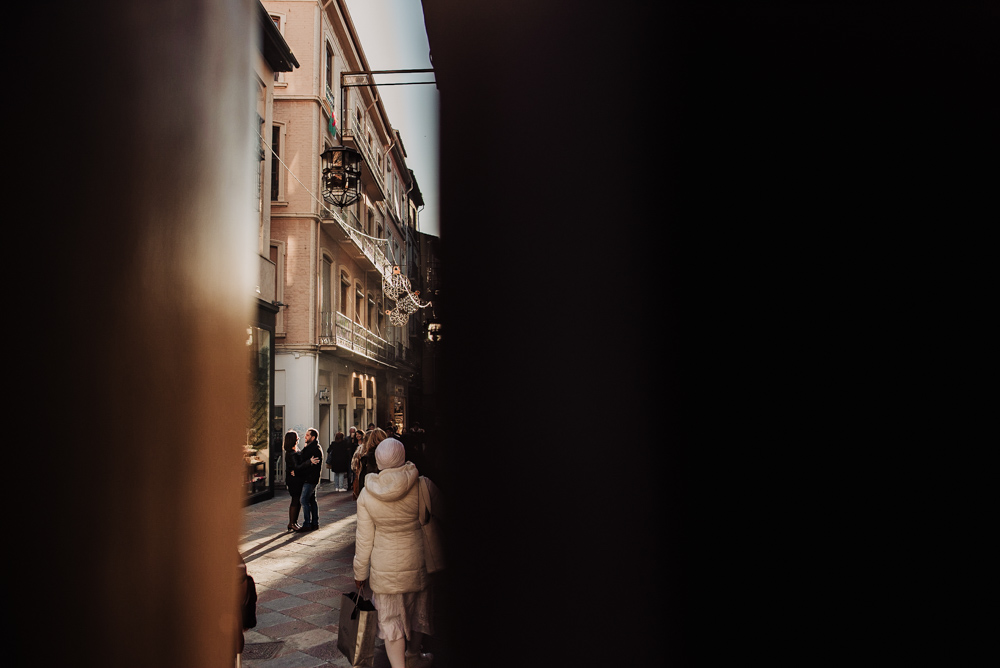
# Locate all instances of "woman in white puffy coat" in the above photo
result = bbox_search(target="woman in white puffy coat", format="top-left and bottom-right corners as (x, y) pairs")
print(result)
(354, 438), (436, 668)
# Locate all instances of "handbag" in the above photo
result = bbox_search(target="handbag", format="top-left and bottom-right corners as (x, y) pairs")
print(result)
(417, 476), (445, 573)
(337, 589), (378, 667)
(241, 573), (258, 629)
(238, 554), (257, 630)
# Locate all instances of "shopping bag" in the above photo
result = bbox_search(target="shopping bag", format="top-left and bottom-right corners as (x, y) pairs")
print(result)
(418, 476), (445, 573)
(337, 589), (378, 667)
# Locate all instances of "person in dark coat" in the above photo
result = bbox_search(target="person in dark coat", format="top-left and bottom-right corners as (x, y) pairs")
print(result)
(345, 428), (361, 490)
(400, 427), (426, 477)
(296, 428), (323, 532)
(327, 432), (354, 492)
(283, 431), (304, 531)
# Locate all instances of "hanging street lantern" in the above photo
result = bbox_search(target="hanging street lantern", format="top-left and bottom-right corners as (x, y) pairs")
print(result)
(321, 144), (363, 207)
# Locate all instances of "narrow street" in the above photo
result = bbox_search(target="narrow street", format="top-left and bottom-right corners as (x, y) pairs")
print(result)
(239, 484), (447, 668)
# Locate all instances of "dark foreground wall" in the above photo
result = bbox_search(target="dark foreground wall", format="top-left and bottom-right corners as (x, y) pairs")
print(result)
(421, 2), (995, 667)
(13, 2), (258, 666)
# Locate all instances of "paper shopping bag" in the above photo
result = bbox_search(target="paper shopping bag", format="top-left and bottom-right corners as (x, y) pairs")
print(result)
(337, 590), (378, 667)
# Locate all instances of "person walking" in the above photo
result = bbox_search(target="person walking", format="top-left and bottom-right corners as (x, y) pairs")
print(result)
(348, 427), (365, 490)
(327, 431), (354, 492)
(295, 428), (323, 532)
(353, 438), (438, 668)
(351, 427), (386, 499)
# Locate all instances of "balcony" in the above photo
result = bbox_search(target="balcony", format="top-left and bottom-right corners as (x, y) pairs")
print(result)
(321, 311), (392, 365)
(340, 112), (386, 200)
(323, 207), (393, 279)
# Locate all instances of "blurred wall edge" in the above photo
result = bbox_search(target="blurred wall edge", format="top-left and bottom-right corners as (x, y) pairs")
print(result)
(12, 1), (257, 666)
(418, 1), (677, 667)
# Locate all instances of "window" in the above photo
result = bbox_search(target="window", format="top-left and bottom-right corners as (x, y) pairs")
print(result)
(256, 83), (266, 218)
(325, 44), (334, 94)
(270, 15), (287, 85)
(392, 173), (399, 218)
(368, 293), (376, 331)
(271, 123), (286, 201)
(321, 256), (333, 343)
(320, 142), (334, 217)
(256, 111), (265, 213)
(270, 242), (286, 336)
(355, 285), (364, 325)
(340, 270), (350, 316)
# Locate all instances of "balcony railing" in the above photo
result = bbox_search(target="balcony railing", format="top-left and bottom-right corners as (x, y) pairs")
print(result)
(329, 208), (393, 279)
(321, 311), (391, 364)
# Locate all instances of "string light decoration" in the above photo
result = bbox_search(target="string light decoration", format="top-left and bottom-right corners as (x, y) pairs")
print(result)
(383, 265), (432, 326)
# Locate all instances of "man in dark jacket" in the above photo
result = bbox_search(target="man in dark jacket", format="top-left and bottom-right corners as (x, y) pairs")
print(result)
(327, 433), (354, 491)
(296, 428), (323, 531)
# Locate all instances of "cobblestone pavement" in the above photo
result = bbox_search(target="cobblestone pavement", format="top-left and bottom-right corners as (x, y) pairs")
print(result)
(238, 483), (422, 668)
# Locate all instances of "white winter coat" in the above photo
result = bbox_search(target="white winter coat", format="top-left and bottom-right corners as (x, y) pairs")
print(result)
(353, 461), (426, 594)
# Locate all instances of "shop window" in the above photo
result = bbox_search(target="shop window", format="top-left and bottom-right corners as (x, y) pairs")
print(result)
(245, 325), (272, 497)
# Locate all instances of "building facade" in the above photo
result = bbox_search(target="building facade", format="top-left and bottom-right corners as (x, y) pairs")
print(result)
(262, 0), (429, 483)
(246, 1), (300, 503)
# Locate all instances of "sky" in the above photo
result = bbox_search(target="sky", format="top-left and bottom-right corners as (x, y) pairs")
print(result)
(344, 0), (440, 238)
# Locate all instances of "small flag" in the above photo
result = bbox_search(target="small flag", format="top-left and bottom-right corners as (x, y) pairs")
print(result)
(325, 91), (338, 137)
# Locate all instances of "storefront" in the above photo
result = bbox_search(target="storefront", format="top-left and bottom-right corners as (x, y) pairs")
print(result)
(390, 382), (406, 432)
(245, 303), (278, 503)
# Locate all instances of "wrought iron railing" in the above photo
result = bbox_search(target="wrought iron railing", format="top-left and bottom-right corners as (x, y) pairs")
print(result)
(332, 211), (393, 279)
(323, 311), (391, 363)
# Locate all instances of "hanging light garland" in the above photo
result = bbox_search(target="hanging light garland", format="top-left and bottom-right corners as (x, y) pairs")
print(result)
(383, 265), (432, 326)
